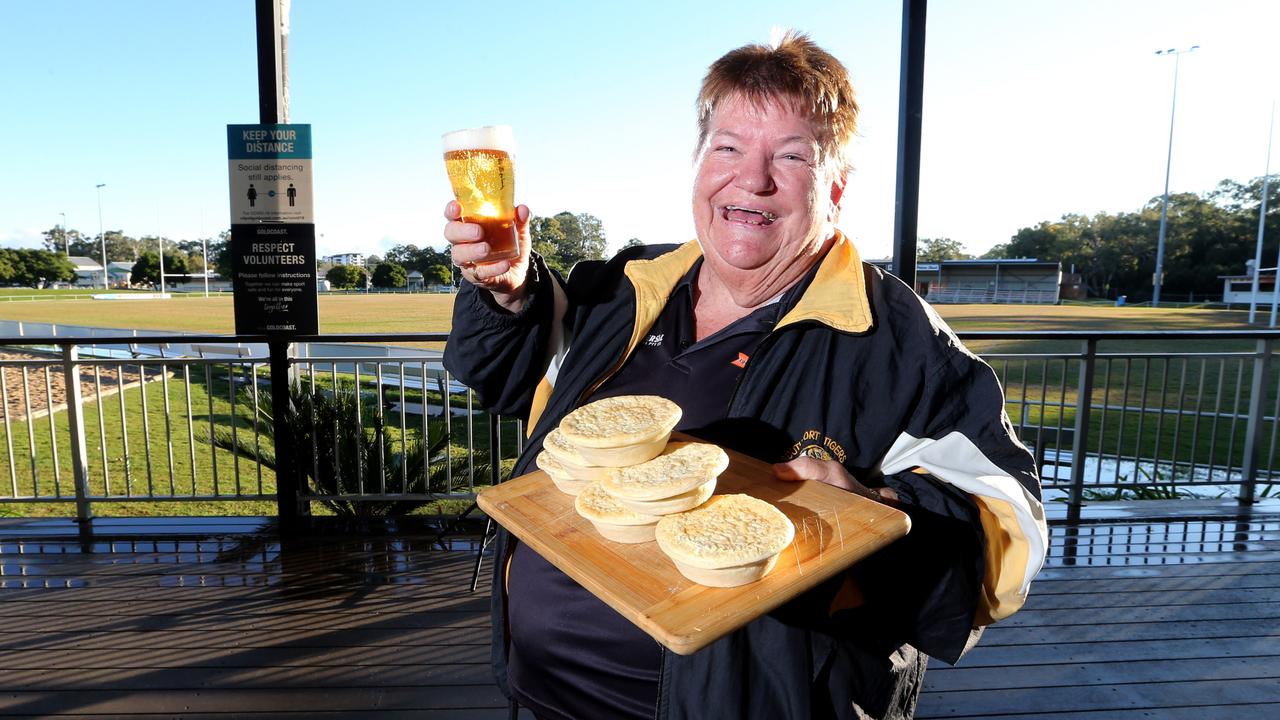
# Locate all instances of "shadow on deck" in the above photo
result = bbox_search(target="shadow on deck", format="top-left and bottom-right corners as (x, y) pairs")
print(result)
(1, 501), (1278, 719)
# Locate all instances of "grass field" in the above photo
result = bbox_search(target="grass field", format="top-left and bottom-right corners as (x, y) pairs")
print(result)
(0, 291), (1263, 337)
(0, 293), (457, 336)
(0, 293), (1274, 517)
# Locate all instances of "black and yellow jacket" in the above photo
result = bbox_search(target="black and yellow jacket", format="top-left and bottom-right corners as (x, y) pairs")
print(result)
(444, 234), (1047, 719)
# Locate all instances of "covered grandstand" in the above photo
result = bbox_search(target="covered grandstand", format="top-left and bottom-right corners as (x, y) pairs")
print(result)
(870, 258), (1063, 304)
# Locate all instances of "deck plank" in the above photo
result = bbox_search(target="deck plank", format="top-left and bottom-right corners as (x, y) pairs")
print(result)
(917, 509), (1280, 717)
(4, 508), (1279, 718)
(0, 520), (508, 718)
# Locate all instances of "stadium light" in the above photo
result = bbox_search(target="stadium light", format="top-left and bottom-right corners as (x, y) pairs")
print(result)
(1152, 45), (1199, 307)
(1249, 103), (1273, 324)
(95, 183), (107, 289)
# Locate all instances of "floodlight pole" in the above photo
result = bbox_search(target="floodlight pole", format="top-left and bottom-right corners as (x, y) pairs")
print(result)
(1152, 45), (1198, 307)
(202, 235), (210, 298)
(59, 212), (68, 255)
(95, 183), (107, 289)
(1249, 102), (1274, 324)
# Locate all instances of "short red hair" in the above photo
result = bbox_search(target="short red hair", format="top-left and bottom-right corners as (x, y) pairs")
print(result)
(696, 30), (859, 175)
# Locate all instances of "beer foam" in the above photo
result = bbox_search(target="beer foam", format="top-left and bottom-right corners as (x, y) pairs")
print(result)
(442, 124), (515, 153)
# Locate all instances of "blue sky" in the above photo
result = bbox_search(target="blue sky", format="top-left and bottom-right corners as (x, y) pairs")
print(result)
(2, 1), (1278, 261)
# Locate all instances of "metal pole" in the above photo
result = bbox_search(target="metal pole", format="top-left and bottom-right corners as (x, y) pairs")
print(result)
(257, 0), (305, 529)
(158, 235), (166, 294)
(1067, 339), (1097, 510)
(1153, 46), (1198, 307)
(95, 183), (107, 289)
(1249, 103), (1273, 324)
(256, 0), (285, 125)
(1239, 338), (1272, 505)
(892, 0), (926, 289)
(62, 344), (94, 522)
(59, 212), (68, 256)
(1272, 219), (1280, 325)
(202, 235), (210, 297)
(270, 340), (304, 526)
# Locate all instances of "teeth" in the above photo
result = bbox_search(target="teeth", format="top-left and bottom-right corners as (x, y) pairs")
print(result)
(725, 205), (778, 222)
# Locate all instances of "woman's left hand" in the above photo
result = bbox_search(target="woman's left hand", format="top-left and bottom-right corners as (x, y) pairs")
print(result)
(773, 457), (899, 503)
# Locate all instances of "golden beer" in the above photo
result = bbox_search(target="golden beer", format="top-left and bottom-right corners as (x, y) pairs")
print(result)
(442, 126), (518, 262)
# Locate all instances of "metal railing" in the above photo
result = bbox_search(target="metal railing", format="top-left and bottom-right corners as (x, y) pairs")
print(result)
(0, 330), (1276, 520)
(925, 286), (1060, 304)
(964, 330), (1279, 505)
(0, 333), (520, 521)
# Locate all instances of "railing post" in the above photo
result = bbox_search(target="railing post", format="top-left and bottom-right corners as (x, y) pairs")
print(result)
(1067, 339), (1097, 511)
(489, 413), (501, 487)
(61, 344), (93, 523)
(1239, 338), (1272, 506)
(270, 340), (308, 530)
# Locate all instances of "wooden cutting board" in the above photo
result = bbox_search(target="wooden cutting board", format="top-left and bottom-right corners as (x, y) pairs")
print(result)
(477, 440), (911, 655)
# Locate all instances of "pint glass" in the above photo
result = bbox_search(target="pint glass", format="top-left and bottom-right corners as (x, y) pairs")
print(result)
(442, 125), (519, 263)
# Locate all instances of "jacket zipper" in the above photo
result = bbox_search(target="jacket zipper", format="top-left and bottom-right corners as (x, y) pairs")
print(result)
(577, 296), (647, 405)
(725, 325), (790, 416)
(653, 646), (667, 720)
(578, 343), (633, 406)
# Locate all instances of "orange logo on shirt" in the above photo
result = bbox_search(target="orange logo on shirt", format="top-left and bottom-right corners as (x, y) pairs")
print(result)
(731, 352), (749, 368)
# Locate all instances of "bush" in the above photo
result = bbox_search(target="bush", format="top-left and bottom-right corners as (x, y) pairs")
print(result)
(209, 381), (500, 518)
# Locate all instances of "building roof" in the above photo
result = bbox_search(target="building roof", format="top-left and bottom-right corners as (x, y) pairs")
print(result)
(867, 257), (1060, 269)
(68, 256), (103, 271)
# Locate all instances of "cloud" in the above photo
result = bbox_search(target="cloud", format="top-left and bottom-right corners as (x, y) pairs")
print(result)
(0, 228), (46, 249)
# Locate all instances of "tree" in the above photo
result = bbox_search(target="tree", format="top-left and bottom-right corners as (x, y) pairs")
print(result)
(0, 249), (76, 286)
(531, 211), (608, 275)
(131, 251), (191, 287)
(210, 231), (234, 279)
(326, 264), (366, 289)
(384, 244), (451, 273)
(624, 238), (644, 249)
(372, 261), (407, 289)
(41, 226), (85, 256)
(917, 237), (971, 262)
(71, 230), (144, 263)
(174, 238), (214, 274)
(424, 264), (453, 286)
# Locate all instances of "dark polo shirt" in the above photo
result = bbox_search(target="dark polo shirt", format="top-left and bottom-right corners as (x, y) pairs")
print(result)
(505, 259), (800, 720)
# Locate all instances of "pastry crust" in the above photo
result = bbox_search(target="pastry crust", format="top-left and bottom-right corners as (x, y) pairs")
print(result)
(575, 482), (660, 526)
(542, 428), (600, 471)
(559, 395), (681, 449)
(601, 442), (729, 500)
(574, 436), (670, 468)
(656, 494), (795, 570)
(536, 449), (602, 493)
(668, 554), (782, 588)
(614, 477), (716, 515)
(575, 483), (660, 544)
(590, 521), (658, 544)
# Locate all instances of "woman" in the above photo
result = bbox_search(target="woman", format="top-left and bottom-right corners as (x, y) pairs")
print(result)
(444, 31), (1047, 720)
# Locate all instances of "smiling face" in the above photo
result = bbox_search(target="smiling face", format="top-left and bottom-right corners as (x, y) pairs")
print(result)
(692, 93), (845, 303)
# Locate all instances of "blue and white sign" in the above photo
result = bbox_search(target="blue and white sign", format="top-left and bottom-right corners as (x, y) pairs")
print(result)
(227, 124), (314, 224)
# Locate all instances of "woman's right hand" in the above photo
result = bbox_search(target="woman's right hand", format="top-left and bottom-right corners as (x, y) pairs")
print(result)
(444, 200), (533, 312)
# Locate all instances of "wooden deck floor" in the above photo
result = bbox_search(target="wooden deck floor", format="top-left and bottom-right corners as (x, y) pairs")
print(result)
(2, 503), (1278, 719)
(0, 517), (520, 720)
(919, 502), (1280, 718)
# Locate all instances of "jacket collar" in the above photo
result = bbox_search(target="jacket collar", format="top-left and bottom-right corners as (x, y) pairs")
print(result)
(776, 231), (873, 333)
(623, 231), (873, 335)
